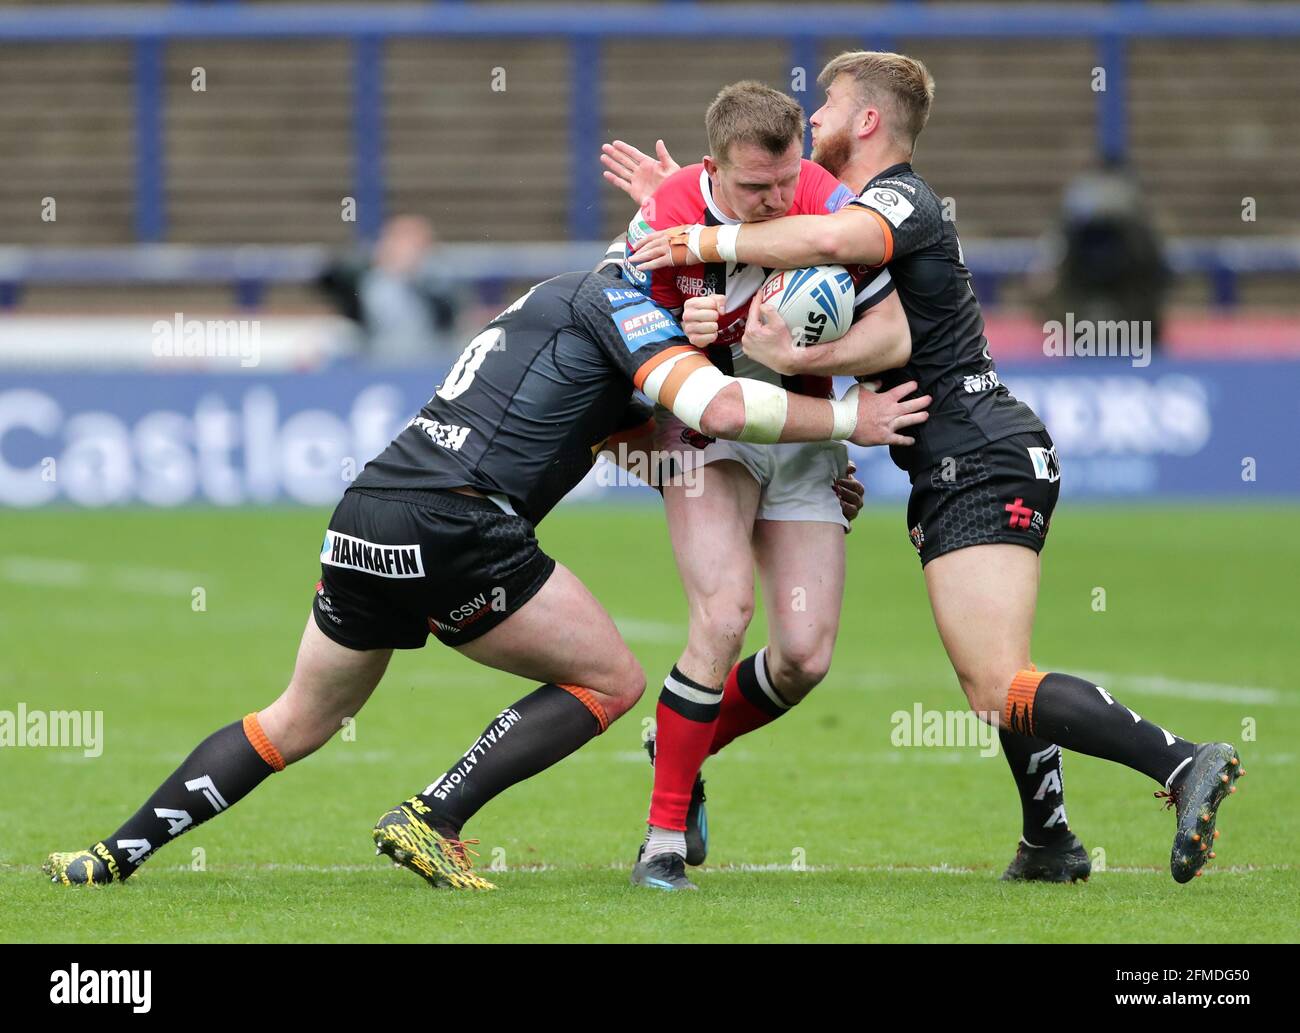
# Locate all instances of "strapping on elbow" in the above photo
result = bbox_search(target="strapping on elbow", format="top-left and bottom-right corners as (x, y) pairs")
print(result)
(698, 390), (746, 439)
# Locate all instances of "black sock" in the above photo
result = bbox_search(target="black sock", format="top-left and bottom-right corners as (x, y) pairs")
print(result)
(101, 715), (283, 879)
(1007, 671), (1196, 786)
(416, 683), (606, 832)
(999, 730), (1071, 846)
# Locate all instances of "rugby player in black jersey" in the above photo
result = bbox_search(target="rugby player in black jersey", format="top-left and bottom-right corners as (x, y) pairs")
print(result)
(42, 265), (928, 890)
(631, 51), (1243, 884)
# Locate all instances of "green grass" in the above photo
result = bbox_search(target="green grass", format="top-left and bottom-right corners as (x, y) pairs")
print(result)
(1, 503), (1297, 943)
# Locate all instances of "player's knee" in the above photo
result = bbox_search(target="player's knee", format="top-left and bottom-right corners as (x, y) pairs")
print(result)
(955, 667), (1014, 722)
(594, 653), (645, 724)
(692, 592), (755, 659)
(767, 639), (833, 699)
(263, 684), (347, 763)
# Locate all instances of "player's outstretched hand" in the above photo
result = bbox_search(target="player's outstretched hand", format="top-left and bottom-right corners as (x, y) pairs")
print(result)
(834, 460), (866, 531)
(848, 381), (930, 448)
(682, 294), (726, 348)
(740, 292), (797, 374)
(600, 139), (680, 207)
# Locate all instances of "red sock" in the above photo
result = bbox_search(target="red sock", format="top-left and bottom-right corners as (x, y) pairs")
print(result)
(709, 649), (791, 755)
(648, 666), (722, 831)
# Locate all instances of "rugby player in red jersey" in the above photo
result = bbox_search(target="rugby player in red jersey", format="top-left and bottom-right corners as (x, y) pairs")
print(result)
(630, 52), (1243, 885)
(603, 82), (917, 890)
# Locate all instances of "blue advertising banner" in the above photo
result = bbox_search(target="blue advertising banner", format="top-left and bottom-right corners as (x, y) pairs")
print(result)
(0, 360), (1295, 508)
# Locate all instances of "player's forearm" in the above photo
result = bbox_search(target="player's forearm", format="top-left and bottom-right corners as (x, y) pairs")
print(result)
(730, 215), (842, 268)
(689, 210), (884, 268)
(698, 381), (850, 444)
(787, 303), (912, 378)
(643, 352), (853, 444)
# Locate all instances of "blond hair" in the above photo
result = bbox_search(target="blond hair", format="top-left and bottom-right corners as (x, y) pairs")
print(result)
(705, 81), (805, 166)
(818, 51), (935, 154)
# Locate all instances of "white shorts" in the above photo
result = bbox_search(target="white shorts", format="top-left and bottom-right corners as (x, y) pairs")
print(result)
(653, 408), (850, 528)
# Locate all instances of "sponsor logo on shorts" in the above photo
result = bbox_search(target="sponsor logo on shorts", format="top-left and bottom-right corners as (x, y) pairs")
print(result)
(314, 579), (342, 623)
(320, 531), (425, 579)
(1004, 497), (1034, 530)
(1004, 498), (1048, 537)
(909, 523), (926, 552)
(1027, 445), (1061, 482)
(430, 588), (506, 636)
(679, 427), (716, 449)
(962, 370), (1000, 393)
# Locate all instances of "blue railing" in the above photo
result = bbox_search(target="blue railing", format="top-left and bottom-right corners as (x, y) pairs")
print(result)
(4, 4), (1300, 243)
(3, 237), (1296, 310)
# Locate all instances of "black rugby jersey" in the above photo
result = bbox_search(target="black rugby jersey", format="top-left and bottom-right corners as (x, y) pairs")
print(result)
(847, 163), (1042, 473)
(352, 268), (690, 524)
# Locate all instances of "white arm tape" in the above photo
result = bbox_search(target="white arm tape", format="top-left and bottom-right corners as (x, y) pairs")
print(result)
(716, 224), (740, 263)
(667, 363), (728, 431)
(829, 384), (860, 441)
(686, 225), (705, 264)
(646, 356), (821, 445)
(736, 378), (789, 443)
(640, 353), (729, 433)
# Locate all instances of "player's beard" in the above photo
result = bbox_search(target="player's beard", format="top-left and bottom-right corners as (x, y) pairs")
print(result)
(811, 125), (853, 179)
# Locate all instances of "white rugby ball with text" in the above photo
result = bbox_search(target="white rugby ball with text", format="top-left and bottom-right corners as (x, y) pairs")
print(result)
(758, 265), (856, 346)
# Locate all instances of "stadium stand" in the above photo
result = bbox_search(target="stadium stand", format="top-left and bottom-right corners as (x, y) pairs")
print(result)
(0, 3), (1297, 314)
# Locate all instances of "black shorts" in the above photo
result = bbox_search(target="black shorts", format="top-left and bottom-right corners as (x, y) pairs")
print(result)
(906, 430), (1061, 567)
(312, 487), (556, 651)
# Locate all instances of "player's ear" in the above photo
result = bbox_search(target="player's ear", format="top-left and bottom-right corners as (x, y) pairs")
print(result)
(702, 155), (717, 177)
(858, 106), (881, 141)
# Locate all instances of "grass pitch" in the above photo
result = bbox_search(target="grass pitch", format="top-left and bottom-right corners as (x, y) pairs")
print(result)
(1, 502), (1296, 943)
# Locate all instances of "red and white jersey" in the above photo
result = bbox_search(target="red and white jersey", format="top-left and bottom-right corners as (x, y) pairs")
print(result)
(619, 161), (894, 392)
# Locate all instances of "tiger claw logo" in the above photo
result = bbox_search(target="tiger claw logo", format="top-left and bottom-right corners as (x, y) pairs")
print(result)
(909, 524), (926, 552)
(680, 428), (716, 449)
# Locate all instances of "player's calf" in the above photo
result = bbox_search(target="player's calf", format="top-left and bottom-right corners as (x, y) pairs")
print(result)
(44, 618), (387, 885)
(44, 712), (287, 885)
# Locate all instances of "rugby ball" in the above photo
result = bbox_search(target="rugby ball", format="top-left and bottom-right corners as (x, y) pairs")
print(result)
(759, 265), (856, 346)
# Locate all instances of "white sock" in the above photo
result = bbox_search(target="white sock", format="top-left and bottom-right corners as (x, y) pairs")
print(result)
(644, 825), (686, 860)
